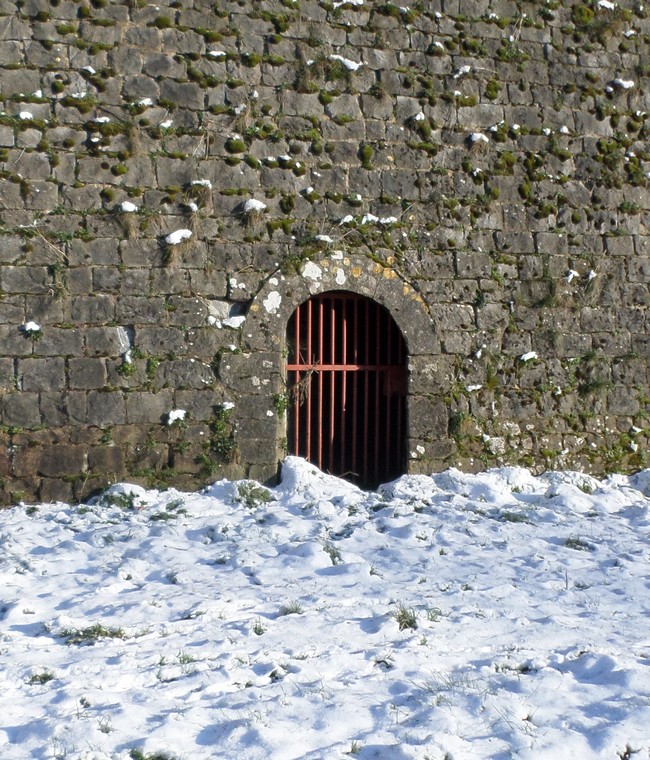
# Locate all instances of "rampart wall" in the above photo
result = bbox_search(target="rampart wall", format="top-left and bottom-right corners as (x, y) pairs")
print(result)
(0, 0), (648, 503)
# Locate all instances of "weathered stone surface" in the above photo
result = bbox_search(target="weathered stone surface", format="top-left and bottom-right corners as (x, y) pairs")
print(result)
(0, 1), (648, 502)
(87, 391), (126, 426)
(19, 358), (66, 392)
(38, 445), (86, 477)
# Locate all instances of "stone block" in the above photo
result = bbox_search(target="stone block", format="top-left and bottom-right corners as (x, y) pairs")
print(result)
(2, 266), (51, 294)
(134, 327), (187, 355)
(1, 67), (40, 95)
(607, 391), (640, 416)
(122, 75), (160, 101)
(1, 392), (41, 427)
(430, 304), (476, 331)
(455, 251), (491, 278)
(68, 295), (115, 324)
(126, 390), (173, 424)
(408, 396), (448, 438)
(13, 445), (40, 478)
(69, 359), (107, 390)
(33, 328), (83, 357)
(38, 445), (86, 477)
(39, 479), (74, 504)
(628, 256), (650, 282)
(160, 80), (205, 110)
(156, 358), (215, 390)
(68, 238), (120, 266)
(87, 391), (126, 426)
(19, 357), (65, 392)
(115, 296), (166, 324)
(39, 392), (70, 426)
(85, 327), (126, 357)
(88, 446), (125, 474)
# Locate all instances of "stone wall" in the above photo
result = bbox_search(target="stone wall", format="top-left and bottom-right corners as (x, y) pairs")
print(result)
(0, 0), (648, 504)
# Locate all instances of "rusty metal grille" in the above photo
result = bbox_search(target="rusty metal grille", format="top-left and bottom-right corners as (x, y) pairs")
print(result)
(286, 291), (407, 488)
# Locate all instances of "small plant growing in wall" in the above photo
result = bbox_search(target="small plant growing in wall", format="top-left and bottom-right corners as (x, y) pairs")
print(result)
(208, 403), (238, 462)
(116, 199), (139, 238)
(241, 198), (267, 226)
(273, 392), (289, 417)
(116, 359), (136, 378)
(162, 228), (192, 265)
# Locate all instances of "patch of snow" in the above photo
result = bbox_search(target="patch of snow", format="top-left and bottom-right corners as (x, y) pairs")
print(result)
(314, 235), (333, 244)
(167, 409), (186, 426)
(520, 351), (538, 362)
(329, 54), (363, 71)
(244, 199), (267, 213)
(566, 269), (579, 283)
(191, 180), (212, 188)
(159, 119), (173, 129)
(165, 229), (192, 246)
(19, 111), (33, 120)
(21, 321), (41, 333)
(120, 201), (138, 213)
(208, 50), (226, 58)
(598, 0), (616, 8)
(221, 401), (235, 410)
(470, 132), (489, 143)
(0, 460), (648, 758)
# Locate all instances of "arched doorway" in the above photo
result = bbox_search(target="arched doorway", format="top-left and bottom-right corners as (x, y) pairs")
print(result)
(285, 291), (408, 488)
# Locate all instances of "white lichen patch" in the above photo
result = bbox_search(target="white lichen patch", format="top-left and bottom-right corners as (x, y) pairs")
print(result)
(222, 315), (246, 329)
(263, 291), (282, 314)
(302, 262), (322, 281)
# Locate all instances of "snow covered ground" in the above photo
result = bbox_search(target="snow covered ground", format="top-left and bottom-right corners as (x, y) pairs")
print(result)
(1, 457), (650, 760)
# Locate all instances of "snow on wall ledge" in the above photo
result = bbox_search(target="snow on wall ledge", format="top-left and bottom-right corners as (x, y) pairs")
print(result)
(0, 0), (648, 504)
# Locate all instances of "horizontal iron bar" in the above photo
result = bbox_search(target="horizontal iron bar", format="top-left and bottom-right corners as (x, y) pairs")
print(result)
(286, 364), (403, 371)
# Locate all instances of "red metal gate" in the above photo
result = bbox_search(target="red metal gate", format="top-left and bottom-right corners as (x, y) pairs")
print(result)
(286, 291), (407, 487)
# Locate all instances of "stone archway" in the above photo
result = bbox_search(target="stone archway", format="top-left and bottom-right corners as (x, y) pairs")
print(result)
(226, 253), (450, 484)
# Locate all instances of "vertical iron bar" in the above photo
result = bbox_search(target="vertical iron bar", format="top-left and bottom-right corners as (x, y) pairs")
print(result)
(341, 299), (348, 473)
(329, 298), (335, 472)
(317, 298), (324, 471)
(306, 299), (312, 463)
(294, 304), (301, 457)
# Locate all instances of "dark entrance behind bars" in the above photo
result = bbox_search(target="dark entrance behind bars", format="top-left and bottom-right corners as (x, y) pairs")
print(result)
(286, 291), (408, 488)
